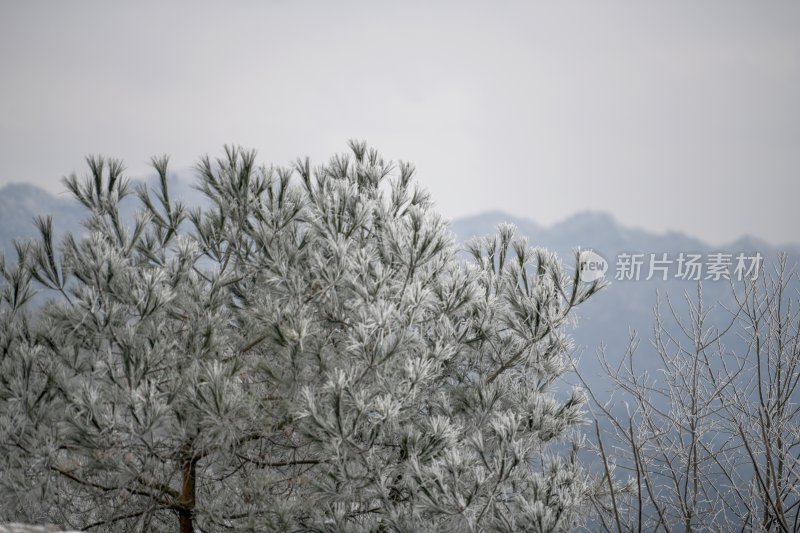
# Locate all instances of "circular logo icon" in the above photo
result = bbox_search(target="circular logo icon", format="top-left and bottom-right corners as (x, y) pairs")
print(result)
(579, 250), (608, 282)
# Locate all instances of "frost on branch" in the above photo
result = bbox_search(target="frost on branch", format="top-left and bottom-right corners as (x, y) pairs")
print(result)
(0, 142), (603, 532)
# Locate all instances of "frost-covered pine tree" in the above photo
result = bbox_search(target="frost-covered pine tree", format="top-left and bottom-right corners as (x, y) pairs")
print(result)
(0, 142), (603, 532)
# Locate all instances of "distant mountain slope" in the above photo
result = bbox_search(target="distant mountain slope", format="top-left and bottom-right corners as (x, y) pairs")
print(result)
(2, 182), (798, 389)
(0, 184), (84, 260)
(452, 210), (800, 389)
(0, 175), (204, 261)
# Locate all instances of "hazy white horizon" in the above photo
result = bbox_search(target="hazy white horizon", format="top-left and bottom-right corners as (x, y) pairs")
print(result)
(1, 1), (798, 245)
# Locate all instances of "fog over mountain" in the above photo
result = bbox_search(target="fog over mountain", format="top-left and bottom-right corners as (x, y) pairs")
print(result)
(0, 177), (204, 260)
(453, 211), (800, 384)
(2, 182), (798, 391)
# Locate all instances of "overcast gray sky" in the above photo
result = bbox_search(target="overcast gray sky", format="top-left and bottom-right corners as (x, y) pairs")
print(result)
(1, 1), (798, 245)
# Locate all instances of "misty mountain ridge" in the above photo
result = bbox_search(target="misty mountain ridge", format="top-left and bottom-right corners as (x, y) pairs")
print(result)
(452, 210), (798, 260)
(3, 182), (796, 257)
(2, 181), (798, 390)
(0, 177), (202, 260)
(451, 209), (800, 389)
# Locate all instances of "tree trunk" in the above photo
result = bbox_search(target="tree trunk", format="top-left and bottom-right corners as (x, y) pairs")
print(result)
(179, 448), (197, 533)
